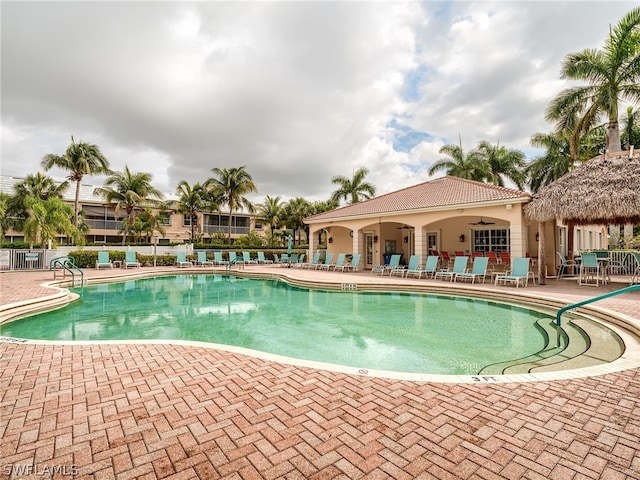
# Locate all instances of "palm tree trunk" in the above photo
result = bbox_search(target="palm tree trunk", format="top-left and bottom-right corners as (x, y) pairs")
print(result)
(607, 117), (621, 153)
(74, 180), (81, 227)
(567, 220), (575, 275)
(228, 213), (233, 245)
(537, 221), (546, 285)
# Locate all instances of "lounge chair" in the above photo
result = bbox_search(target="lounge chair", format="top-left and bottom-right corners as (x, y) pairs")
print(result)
(213, 251), (228, 266)
(124, 251), (141, 268)
(499, 252), (511, 265)
(331, 253), (347, 271)
(257, 252), (273, 264)
(242, 252), (256, 265)
(383, 254), (402, 275)
(403, 255), (424, 279)
(279, 253), (289, 266)
(272, 253), (281, 265)
(455, 256), (488, 284)
(301, 252), (321, 269)
(345, 253), (361, 272)
(229, 251), (243, 266)
(319, 253), (334, 270)
(495, 257), (530, 287)
(440, 251), (452, 268)
(96, 251), (113, 269)
(434, 256), (468, 282)
(196, 251), (213, 267)
(422, 255), (439, 279)
(175, 251), (193, 268)
(293, 253), (306, 267)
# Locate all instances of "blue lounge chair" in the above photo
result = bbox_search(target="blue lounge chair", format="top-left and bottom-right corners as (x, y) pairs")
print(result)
(257, 252), (273, 264)
(124, 251), (140, 268)
(434, 256), (468, 282)
(383, 254), (402, 275)
(495, 257), (530, 287)
(319, 252), (334, 270)
(279, 253), (289, 266)
(403, 255), (424, 279)
(345, 253), (361, 272)
(242, 252), (256, 265)
(196, 251), (213, 267)
(96, 251), (113, 269)
(422, 255), (439, 279)
(331, 253), (347, 271)
(391, 255), (414, 277)
(301, 252), (321, 269)
(176, 251), (193, 268)
(455, 256), (488, 284)
(213, 251), (228, 266)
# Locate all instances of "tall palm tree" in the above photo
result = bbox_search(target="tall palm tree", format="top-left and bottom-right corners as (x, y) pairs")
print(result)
(22, 196), (78, 248)
(41, 136), (111, 226)
(93, 166), (163, 245)
(330, 167), (376, 205)
(475, 141), (526, 189)
(428, 144), (489, 181)
(547, 7), (640, 153)
(526, 132), (573, 193)
(205, 166), (257, 244)
(257, 195), (284, 247)
(175, 181), (206, 243)
(11, 172), (68, 233)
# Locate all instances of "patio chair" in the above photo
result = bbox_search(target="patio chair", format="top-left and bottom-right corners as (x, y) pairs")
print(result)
(455, 256), (489, 284)
(434, 256), (468, 282)
(293, 253), (306, 267)
(578, 252), (601, 286)
(495, 257), (530, 288)
(380, 254), (401, 275)
(422, 255), (440, 279)
(175, 251), (193, 268)
(345, 253), (361, 272)
(213, 251), (228, 266)
(301, 252), (321, 269)
(257, 251), (273, 264)
(390, 255), (414, 277)
(499, 252), (511, 265)
(319, 252), (335, 270)
(196, 251), (213, 267)
(556, 252), (577, 280)
(404, 255), (425, 279)
(124, 251), (141, 268)
(242, 251), (257, 265)
(331, 253), (348, 271)
(96, 251), (113, 269)
(440, 251), (452, 268)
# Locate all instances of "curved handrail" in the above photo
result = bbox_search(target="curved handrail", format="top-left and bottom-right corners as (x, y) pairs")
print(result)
(555, 284), (640, 347)
(50, 256), (84, 287)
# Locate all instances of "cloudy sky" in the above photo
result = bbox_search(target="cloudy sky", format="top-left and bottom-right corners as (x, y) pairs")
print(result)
(1, 1), (637, 204)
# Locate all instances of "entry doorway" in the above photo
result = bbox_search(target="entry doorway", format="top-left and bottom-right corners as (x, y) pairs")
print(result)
(365, 234), (375, 269)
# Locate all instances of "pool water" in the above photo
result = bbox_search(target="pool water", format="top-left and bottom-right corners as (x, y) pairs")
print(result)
(0, 275), (552, 375)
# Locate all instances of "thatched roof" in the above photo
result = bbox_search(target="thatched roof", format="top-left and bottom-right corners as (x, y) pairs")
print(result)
(524, 149), (640, 226)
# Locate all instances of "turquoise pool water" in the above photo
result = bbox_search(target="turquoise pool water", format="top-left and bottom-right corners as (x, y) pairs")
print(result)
(0, 275), (552, 375)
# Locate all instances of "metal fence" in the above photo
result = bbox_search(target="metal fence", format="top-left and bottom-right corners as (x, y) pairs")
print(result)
(0, 249), (57, 271)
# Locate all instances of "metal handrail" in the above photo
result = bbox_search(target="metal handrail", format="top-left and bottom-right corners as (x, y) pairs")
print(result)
(50, 256), (85, 286)
(555, 284), (640, 347)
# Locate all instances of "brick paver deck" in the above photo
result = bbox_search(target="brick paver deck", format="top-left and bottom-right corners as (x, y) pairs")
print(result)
(1, 267), (639, 479)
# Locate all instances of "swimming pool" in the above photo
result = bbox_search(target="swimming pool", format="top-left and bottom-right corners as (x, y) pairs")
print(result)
(0, 274), (594, 376)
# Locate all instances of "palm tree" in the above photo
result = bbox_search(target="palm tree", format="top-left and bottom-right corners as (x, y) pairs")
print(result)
(475, 141), (526, 189)
(0, 193), (12, 243)
(283, 197), (311, 245)
(257, 195), (284, 247)
(41, 136), (111, 226)
(526, 132), (574, 193)
(428, 144), (489, 181)
(22, 196), (78, 248)
(13, 172), (66, 202)
(330, 167), (376, 205)
(175, 181), (206, 243)
(205, 166), (257, 244)
(547, 7), (640, 153)
(93, 166), (163, 245)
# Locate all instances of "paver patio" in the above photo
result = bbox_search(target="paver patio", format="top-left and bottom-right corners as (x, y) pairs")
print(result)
(1, 267), (639, 479)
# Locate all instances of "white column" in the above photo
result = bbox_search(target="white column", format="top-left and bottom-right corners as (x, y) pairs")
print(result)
(509, 224), (526, 257)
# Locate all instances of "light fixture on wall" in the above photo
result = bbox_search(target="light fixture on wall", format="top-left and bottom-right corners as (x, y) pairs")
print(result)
(328, 237), (333, 243)
(373, 235), (378, 243)
(536, 232), (539, 242)
(403, 236), (409, 243)
(459, 234), (465, 243)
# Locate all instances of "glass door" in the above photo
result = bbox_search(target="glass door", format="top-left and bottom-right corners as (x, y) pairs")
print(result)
(365, 234), (374, 269)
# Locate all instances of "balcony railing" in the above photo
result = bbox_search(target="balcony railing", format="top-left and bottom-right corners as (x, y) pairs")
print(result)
(203, 225), (250, 235)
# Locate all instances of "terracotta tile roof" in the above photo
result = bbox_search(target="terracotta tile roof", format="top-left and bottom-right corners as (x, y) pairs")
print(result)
(306, 176), (530, 222)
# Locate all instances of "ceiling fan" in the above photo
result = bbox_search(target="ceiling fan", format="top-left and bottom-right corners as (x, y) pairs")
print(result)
(469, 217), (495, 226)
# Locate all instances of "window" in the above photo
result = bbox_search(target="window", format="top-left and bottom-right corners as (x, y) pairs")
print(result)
(183, 214), (198, 227)
(157, 212), (171, 226)
(472, 229), (510, 253)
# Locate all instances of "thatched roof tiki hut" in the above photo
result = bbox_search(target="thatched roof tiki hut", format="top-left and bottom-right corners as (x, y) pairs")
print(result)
(525, 149), (640, 283)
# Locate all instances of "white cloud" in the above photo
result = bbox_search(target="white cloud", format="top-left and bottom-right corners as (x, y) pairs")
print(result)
(1, 1), (638, 204)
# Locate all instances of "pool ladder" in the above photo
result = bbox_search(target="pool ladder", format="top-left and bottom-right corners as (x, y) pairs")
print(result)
(226, 257), (244, 271)
(50, 256), (86, 287)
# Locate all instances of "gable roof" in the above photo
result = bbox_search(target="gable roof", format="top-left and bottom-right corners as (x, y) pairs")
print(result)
(306, 176), (530, 222)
